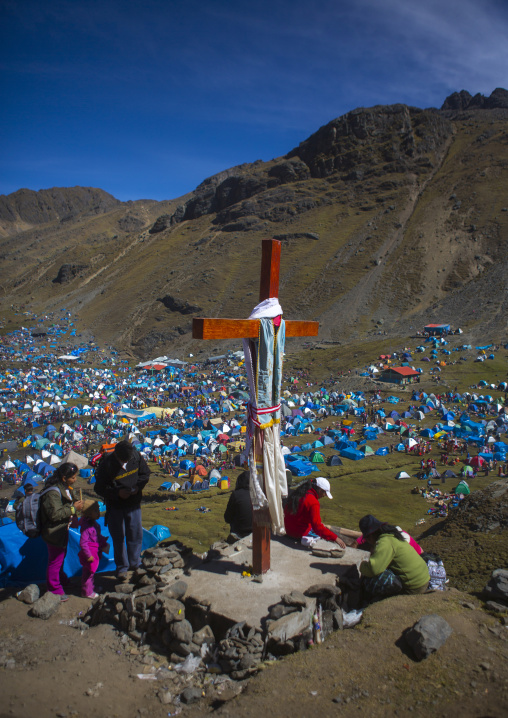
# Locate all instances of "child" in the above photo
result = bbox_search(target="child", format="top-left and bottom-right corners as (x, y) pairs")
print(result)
(78, 500), (109, 599)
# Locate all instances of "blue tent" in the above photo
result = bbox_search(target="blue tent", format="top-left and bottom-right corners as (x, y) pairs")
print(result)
(148, 525), (171, 541)
(339, 448), (365, 461)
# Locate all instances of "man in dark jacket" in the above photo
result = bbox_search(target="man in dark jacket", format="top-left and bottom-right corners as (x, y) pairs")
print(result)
(94, 440), (150, 579)
(224, 470), (252, 540)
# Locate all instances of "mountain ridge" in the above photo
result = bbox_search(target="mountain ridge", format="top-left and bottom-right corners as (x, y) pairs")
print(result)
(1, 89), (506, 359)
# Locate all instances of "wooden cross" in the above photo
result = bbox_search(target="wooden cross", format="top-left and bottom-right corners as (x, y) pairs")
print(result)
(192, 238), (319, 573)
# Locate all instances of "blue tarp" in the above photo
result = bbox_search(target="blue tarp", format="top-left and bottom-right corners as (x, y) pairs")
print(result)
(0, 518), (158, 587)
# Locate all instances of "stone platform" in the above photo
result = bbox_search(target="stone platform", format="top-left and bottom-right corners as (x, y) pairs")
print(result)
(183, 536), (369, 629)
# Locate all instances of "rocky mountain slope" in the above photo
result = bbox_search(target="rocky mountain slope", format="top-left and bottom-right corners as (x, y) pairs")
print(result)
(0, 89), (507, 359)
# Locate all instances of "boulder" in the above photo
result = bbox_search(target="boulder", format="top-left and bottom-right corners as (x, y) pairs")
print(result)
(405, 614), (453, 660)
(483, 569), (508, 605)
(30, 592), (61, 620)
(268, 601), (316, 642)
(170, 618), (193, 644)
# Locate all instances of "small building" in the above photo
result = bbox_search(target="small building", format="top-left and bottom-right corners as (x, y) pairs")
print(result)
(380, 367), (421, 385)
(424, 323), (451, 336)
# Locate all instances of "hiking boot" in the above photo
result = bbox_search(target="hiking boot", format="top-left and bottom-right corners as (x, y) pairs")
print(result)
(83, 592), (99, 599)
(59, 594), (70, 602)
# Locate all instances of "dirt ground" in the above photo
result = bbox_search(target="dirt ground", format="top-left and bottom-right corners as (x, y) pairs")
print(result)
(1, 582), (508, 718)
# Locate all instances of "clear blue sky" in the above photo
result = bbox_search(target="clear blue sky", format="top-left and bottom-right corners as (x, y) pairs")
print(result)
(1, 0), (507, 202)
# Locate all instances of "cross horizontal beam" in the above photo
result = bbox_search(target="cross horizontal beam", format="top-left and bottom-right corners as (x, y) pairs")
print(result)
(192, 317), (319, 341)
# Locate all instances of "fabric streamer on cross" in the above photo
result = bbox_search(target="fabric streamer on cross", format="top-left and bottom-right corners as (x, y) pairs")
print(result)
(242, 298), (288, 534)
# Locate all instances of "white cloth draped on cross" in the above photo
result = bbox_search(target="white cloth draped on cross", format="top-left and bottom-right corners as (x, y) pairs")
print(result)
(242, 298), (288, 534)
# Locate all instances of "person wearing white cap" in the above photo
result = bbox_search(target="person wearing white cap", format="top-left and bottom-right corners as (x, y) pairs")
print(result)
(284, 477), (346, 548)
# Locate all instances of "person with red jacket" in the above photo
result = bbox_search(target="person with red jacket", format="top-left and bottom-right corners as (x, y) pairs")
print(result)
(284, 477), (346, 548)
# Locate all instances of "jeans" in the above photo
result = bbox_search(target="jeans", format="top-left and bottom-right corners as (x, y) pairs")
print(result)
(107, 505), (143, 574)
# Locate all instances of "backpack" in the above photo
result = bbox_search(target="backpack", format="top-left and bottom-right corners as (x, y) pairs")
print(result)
(15, 486), (60, 538)
(421, 551), (447, 591)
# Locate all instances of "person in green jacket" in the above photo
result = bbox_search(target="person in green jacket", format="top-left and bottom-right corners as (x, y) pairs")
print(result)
(39, 463), (84, 601)
(358, 514), (429, 600)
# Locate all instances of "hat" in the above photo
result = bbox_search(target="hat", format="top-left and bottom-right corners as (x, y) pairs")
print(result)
(359, 514), (382, 536)
(81, 499), (100, 516)
(315, 477), (333, 499)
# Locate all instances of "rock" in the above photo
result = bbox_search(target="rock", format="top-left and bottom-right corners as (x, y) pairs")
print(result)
(30, 592), (61, 620)
(142, 557), (158, 568)
(227, 621), (246, 638)
(114, 583), (135, 594)
(16, 584), (40, 604)
(268, 602), (316, 642)
(53, 264), (88, 284)
(239, 653), (258, 670)
(158, 690), (173, 705)
(405, 615), (453, 660)
(304, 583), (341, 598)
(137, 575), (157, 587)
(159, 597), (185, 621)
(332, 610), (344, 631)
(193, 625), (215, 646)
(180, 686), (202, 705)
(281, 591), (308, 608)
(162, 580), (187, 600)
(158, 564), (173, 576)
(269, 604), (297, 620)
(157, 295), (202, 315)
(486, 601), (508, 613)
(147, 548), (168, 558)
(483, 569), (508, 605)
(134, 585), (157, 597)
(321, 610), (334, 639)
(170, 619), (193, 644)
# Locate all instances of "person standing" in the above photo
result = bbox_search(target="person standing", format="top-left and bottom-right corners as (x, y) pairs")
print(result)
(39, 462), (84, 601)
(78, 500), (110, 598)
(94, 440), (150, 580)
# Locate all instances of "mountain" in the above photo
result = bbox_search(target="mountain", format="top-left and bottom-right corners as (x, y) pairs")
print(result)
(0, 89), (507, 359)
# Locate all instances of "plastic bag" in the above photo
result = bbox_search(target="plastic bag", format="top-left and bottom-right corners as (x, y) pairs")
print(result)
(342, 609), (363, 628)
(174, 654), (201, 674)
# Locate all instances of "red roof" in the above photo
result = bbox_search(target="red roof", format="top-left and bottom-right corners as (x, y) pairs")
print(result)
(387, 367), (420, 376)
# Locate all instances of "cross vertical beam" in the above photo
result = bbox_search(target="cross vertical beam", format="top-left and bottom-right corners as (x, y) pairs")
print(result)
(192, 239), (319, 574)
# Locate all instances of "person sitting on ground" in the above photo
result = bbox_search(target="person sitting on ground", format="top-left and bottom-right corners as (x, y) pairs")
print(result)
(283, 477), (347, 548)
(358, 514), (430, 600)
(223, 470), (252, 541)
